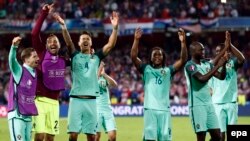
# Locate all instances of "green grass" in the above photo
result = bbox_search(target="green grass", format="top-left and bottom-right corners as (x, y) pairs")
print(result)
(1, 117), (250, 141)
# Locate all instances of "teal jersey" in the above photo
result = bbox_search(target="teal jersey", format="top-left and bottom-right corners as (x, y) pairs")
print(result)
(8, 46), (36, 121)
(141, 64), (175, 111)
(96, 76), (112, 112)
(70, 51), (105, 96)
(211, 58), (239, 103)
(184, 60), (213, 107)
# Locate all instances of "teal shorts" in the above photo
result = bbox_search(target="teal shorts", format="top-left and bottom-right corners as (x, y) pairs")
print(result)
(8, 118), (32, 141)
(143, 109), (172, 141)
(214, 102), (238, 132)
(189, 104), (219, 133)
(67, 97), (97, 134)
(96, 110), (117, 133)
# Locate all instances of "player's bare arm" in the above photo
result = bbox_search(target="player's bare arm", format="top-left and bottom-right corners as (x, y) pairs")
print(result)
(193, 57), (227, 83)
(230, 43), (245, 65)
(173, 28), (188, 71)
(53, 13), (76, 55)
(102, 70), (118, 88)
(130, 27), (143, 71)
(213, 32), (231, 80)
(212, 31), (230, 65)
(98, 62), (117, 87)
(213, 53), (228, 80)
(102, 11), (119, 55)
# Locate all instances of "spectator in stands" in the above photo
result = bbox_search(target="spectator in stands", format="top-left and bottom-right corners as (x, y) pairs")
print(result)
(0, 81), (7, 105)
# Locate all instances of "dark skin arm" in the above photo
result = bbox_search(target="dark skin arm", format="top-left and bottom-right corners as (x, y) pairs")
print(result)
(173, 28), (188, 71)
(212, 31), (230, 65)
(130, 27), (143, 71)
(212, 31), (232, 80)
(230, 43), (245, 65)
(193, 57), (227, 83)
(213, 63), (226, 80)
(213, 50), (229, 80)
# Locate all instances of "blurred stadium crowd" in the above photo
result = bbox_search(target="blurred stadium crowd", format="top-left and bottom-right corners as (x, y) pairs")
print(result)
(0, 0), (250, 20)
(0, 0), (250, 106)
(0, 32), (250, 105)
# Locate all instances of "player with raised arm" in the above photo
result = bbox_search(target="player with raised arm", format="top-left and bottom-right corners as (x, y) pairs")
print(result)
(184, 32), (231, 141)
(54, 11), (119, 141)
(7, 36), (39, 141)
(31, 3), (69, 141)
(96, 61), (117, 141)
(131, 28), (188, 141)
(211, 32), (245, 141)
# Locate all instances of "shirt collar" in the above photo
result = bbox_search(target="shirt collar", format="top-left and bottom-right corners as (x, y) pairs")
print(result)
(23, 63), (36, 77)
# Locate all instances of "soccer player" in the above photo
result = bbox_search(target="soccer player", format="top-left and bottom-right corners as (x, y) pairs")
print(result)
(96, 61), (117, 141)
(131, 27), (188, 141)
(54, 11), (119, 141)
(211, 32), (245, 141)
(7, 36), (39, 141)
(184, 32), (231, 141)
(31, 3), (68, 141)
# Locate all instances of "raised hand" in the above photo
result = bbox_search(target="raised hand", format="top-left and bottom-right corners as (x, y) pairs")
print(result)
(42, 3), (54, 13)
(12, 36), (22, 47)
(134, 28), (142, 40)
(110, 11), (119, 29)
(224, 31), (231, 49)
(178, 28), (186, 43)
(223, 51), (229, 61)
(53, 13), (65, 25)
(98, 61), (105, 77)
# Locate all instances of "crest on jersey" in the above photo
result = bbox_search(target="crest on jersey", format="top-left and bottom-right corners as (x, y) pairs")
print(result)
(52, 56), (56, 60)
(161, 69), (166, 76)
(51, 56), (58, 63)
(206, 67), (210, 72)
(196, 124), (200, 129)
(17, 134), (22, 140)
(226, 63), (232, 68)
(189, 65), (195, 71)
(27, 80), (32, 86)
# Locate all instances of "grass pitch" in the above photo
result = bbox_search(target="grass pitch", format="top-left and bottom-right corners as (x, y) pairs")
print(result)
(1, 116), (249, 141)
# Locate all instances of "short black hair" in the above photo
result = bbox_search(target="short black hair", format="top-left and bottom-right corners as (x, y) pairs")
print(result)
(81, 31), (92, 37)
(189, 41), (202, 55)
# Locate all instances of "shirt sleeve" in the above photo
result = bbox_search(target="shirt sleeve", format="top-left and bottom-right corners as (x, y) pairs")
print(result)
(185, 62), (198, 76)
(32, 10), (49, 54)
(138, 64), (147, 74)
(94, 49), (105, 61)
(168, 65), (176, 77)
(8, 46), (22, 83)
(70, 51), (79, 59)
